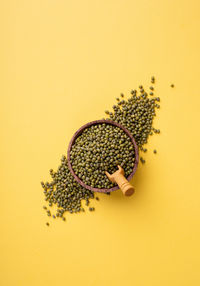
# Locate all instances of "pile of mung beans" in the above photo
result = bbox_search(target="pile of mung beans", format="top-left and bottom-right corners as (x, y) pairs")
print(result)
(71, 123), (135, 189)
(42, 76), (160, 225)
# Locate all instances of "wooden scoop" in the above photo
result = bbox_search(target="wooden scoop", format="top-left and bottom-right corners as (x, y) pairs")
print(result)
(105, 165), (135, 196)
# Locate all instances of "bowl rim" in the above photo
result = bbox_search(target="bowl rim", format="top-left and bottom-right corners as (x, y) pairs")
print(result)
(67, 119), (139, 193)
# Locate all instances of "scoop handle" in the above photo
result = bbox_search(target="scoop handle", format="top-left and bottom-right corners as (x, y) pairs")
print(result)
(115, 173), (135, 196)
(105, 166), (135, 196)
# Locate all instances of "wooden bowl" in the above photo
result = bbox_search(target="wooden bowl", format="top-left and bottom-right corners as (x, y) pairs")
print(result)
(67, 119), (139, 193)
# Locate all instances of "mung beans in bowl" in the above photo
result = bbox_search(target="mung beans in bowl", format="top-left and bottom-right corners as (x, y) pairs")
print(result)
(67, 119), (139, 194)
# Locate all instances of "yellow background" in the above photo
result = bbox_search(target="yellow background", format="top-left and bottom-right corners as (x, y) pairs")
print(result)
(1, 0), (200, 285)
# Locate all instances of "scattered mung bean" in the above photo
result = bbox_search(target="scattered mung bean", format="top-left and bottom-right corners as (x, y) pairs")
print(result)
(41, 76), (160, 219)
(140, 157), (145, 164)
